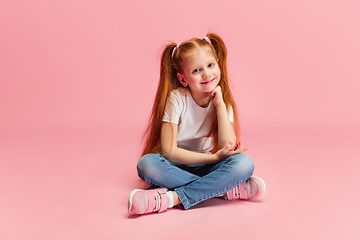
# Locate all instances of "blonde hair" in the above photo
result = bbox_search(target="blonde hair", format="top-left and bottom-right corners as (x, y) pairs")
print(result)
(142, 33), (239, 155)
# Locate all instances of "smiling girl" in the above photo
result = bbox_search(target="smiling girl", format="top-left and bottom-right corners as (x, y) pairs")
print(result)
(128, 33), (266, 215)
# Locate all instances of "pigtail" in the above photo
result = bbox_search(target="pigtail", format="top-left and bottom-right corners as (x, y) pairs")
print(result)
(207, 33), (228, 76)
(141, 43), (179, 155)
(206, 33), (240, 145)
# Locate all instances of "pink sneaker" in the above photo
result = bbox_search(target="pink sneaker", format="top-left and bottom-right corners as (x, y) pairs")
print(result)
(225, 176), (266, 200)
(128, 188), (169, 215)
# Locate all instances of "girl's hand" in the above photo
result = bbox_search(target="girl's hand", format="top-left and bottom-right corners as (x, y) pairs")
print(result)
(215, 141), (249, 160)
(208, 85), (225, 108)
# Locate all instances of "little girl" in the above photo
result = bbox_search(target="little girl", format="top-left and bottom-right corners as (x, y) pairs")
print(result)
(128, 33), (265, 215)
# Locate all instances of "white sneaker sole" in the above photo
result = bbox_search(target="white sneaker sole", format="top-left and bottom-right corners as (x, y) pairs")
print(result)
(128, 189), (142, 215)
(250, 176), (266, 199)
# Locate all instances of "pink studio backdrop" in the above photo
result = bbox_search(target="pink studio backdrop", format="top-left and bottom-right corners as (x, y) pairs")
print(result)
(1, 1), (360, 240)
(1, 0), (359, 132)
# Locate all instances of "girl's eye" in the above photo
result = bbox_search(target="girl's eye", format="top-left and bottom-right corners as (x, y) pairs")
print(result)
(208, 63), (214, 67)
(192, 69), (200, 73)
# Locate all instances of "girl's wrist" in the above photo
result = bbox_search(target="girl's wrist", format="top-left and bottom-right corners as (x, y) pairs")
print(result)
(215, 102), (226, 110)
(213, 149), (224, 161)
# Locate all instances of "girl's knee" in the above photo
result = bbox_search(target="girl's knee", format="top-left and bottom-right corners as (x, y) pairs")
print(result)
(137, 154), (161, 178)
(232, 154), (254, 177)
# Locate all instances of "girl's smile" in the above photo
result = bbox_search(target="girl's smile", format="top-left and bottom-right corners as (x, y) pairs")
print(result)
(201, 78), (215, 84)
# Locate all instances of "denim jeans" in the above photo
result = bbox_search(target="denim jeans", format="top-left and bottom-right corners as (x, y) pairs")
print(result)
(137, 153), (254, 210)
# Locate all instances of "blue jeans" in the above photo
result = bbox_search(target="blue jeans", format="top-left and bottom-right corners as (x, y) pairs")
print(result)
(137, 153), (254, 210)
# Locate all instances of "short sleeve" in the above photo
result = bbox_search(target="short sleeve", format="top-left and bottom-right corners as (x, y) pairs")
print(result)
(162, 90), (185, 124)
(228, 105), (234, 123)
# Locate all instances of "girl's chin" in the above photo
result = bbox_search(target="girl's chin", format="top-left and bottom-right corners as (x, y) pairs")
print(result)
(191, 84), (218, 95)
(205, 84), (218, 93)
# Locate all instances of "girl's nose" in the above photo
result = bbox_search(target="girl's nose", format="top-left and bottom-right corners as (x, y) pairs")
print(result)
(202, 70), (210, 78)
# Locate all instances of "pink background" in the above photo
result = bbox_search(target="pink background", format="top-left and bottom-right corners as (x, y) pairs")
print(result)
(1, 0), (359, 239)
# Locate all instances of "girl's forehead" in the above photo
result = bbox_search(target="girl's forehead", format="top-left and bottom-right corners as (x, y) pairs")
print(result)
(182, 47), (216, 62)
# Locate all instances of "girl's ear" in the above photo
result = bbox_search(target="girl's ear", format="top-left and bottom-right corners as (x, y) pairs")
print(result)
(177, 73), (188, 87)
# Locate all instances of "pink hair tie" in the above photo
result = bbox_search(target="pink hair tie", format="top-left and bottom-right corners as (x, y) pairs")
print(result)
(171, 43), (181, 59)
(203, 36), (211, 45)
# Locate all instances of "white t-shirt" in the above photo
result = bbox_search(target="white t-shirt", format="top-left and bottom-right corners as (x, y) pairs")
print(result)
(162, 88), (234, 153)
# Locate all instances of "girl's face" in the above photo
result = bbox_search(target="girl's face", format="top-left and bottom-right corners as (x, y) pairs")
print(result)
(178, 48), (221, 96)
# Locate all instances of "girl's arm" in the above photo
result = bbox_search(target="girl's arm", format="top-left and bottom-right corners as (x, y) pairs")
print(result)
(161, 122), (241, 164)
(209, 86), (237, 149)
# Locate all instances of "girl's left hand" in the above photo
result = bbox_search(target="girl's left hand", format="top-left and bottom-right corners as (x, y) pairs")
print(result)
(215, 141), (249, 160)
(233, 141), (249, 153)
(208, 85), (224, 108)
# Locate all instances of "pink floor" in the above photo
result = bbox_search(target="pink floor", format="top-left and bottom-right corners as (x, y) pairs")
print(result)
(1, 126), (359, 240)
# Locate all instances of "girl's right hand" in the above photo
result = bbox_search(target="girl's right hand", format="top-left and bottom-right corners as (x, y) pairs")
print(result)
(215, 141), (249, 160)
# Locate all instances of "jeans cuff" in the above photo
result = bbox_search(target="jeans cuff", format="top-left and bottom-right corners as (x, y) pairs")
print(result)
(174, 187), (191, 210)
